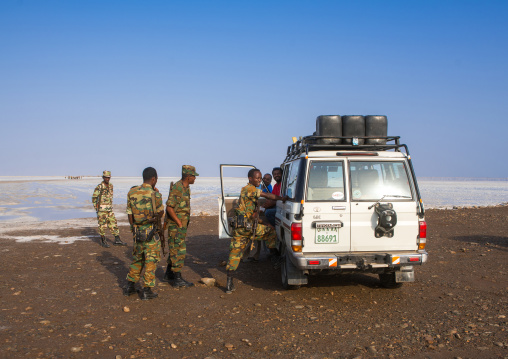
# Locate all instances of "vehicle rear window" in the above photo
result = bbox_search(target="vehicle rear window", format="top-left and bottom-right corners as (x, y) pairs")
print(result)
(284, 160), (300, 199)
(350, 161), (412, 201)
(306, 161), (345, 201)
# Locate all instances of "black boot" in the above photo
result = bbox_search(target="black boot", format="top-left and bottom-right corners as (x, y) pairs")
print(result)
(123, 281), (137, 296)
(171, 272), (194, 288)
(113, 235), (127, 246)
(140, 287), (158, 300)
(226, 271), (235, 294)
(270, 248), (281, 269)
(163, 264), (175, 282)
(100, 236), (110, 248)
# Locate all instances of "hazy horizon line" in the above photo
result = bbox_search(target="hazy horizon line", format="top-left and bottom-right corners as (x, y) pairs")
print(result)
(1, 175), (507, 182)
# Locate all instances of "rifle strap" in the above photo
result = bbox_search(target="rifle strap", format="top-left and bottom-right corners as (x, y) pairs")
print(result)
(133, 220), (153, 226)
(150, 192), (157, 218)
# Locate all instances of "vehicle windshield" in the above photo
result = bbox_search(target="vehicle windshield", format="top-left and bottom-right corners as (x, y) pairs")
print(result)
(306, 161), (345, 201)
(350, 161), (412, 201)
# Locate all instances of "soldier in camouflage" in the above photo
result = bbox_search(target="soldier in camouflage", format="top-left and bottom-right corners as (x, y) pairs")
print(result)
(123, 167), (164, 300)
(226, 168), (287, 294)
(163, 165), (198, 288)
(91, 170), (126, 247)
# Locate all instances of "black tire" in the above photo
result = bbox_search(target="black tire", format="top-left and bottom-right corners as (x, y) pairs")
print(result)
(379, 272), (403, 289)
(281, 255), (290, 289)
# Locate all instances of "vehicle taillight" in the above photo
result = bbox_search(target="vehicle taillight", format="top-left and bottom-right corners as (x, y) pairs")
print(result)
(291, 222), (303, 252)
(418, 221), (427, 250)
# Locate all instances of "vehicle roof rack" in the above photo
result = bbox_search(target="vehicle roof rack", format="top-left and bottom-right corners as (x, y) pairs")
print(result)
(284, 135), (407, 162)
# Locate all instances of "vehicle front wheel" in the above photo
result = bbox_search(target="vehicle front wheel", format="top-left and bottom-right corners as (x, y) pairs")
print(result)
(379, 272), (403, 289)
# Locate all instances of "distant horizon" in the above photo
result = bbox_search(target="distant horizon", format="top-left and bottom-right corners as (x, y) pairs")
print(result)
(0, 175), (507, 182)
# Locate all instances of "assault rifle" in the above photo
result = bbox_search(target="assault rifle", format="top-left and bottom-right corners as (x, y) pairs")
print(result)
(150, 192), (166, 256)
(249, 200), (261, 251)
(95, 184), (103, 213)
(162, 181), (174, 234)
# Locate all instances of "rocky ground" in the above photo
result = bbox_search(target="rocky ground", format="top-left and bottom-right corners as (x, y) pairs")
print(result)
(0, 207), (507, 358)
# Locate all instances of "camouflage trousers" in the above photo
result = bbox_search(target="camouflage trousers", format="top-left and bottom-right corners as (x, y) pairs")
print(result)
(126, 231), (161, 288)
(96, 210), (119, 237)
(227, 223), (276, 271)
(167, 217), (189, 273)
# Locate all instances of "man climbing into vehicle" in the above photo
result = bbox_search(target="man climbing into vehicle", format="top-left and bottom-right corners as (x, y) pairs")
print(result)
(225, 168), (287, 294)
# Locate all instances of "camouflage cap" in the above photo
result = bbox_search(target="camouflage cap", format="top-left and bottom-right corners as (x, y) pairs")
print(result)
(182, 165), (199, 176)
(103, 170), (111, 177)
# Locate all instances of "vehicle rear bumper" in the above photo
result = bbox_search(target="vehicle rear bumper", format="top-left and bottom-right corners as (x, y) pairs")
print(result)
(289, 251), (428, 271)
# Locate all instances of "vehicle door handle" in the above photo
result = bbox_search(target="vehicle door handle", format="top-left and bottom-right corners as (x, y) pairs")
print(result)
(332, 206), (346, 210)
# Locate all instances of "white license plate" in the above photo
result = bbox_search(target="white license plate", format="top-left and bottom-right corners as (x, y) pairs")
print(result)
(315, 227), (338, 244)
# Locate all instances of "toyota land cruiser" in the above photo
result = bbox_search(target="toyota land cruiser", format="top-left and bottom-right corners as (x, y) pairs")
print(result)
(219, 115), (427, 289)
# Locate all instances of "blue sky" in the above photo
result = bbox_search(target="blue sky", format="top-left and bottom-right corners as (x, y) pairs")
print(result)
(1, 0), (507, 178)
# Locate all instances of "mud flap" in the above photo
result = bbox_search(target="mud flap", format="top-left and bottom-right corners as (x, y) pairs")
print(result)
(286, 256), (308, 286)
(395, 266), (414, 283)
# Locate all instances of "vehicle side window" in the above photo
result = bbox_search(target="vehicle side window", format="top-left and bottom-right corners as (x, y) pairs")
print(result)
(307, 161), (345, 201)
(350, 161), (412, 201)
(284, 161), (300, 199)
(280, 164), (289, 196)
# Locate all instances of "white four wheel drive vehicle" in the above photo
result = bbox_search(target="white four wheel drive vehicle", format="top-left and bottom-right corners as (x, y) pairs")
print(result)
(219, 115), (427, 289)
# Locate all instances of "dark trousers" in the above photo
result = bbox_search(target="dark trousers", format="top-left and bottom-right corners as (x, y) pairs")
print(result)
(265, 208), (276, 227)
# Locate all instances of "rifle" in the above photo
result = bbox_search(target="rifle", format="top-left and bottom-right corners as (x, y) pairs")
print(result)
(163, 181), (174, 233)
(260, 181), (271, 193)
(150, 192), (166, 256)
(249, 200), (261, 251)
(95, 184), (103, 213)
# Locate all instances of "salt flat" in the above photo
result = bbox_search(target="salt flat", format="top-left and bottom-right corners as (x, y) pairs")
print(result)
(0, 176), (506, 225)
(0, 176), (248, 223)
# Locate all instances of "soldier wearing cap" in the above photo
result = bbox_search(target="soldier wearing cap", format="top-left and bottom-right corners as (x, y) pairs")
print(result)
(225, 168), (287, 294)
(92, 170), (126, 247)
(163, 165), (198, 288)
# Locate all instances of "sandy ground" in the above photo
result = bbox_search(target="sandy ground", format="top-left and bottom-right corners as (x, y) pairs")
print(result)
(0, 207), (507, 359)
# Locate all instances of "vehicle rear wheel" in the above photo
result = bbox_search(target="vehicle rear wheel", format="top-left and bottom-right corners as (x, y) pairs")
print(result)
(379, 272), (403, 289)
(281, 255), (290, 289)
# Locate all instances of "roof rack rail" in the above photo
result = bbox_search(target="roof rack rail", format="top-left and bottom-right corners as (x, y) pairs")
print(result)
(284, 135), (404, 162)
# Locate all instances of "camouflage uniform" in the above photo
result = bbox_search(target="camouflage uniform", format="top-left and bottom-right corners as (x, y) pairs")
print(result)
(227, 183), (276, 271)
(166, 166), (199, 273)
(126, 183), (164, 288)
(92, 175), (120, 237)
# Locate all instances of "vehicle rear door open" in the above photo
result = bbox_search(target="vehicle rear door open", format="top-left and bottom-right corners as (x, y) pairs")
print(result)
(218, 164), (257, 239)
